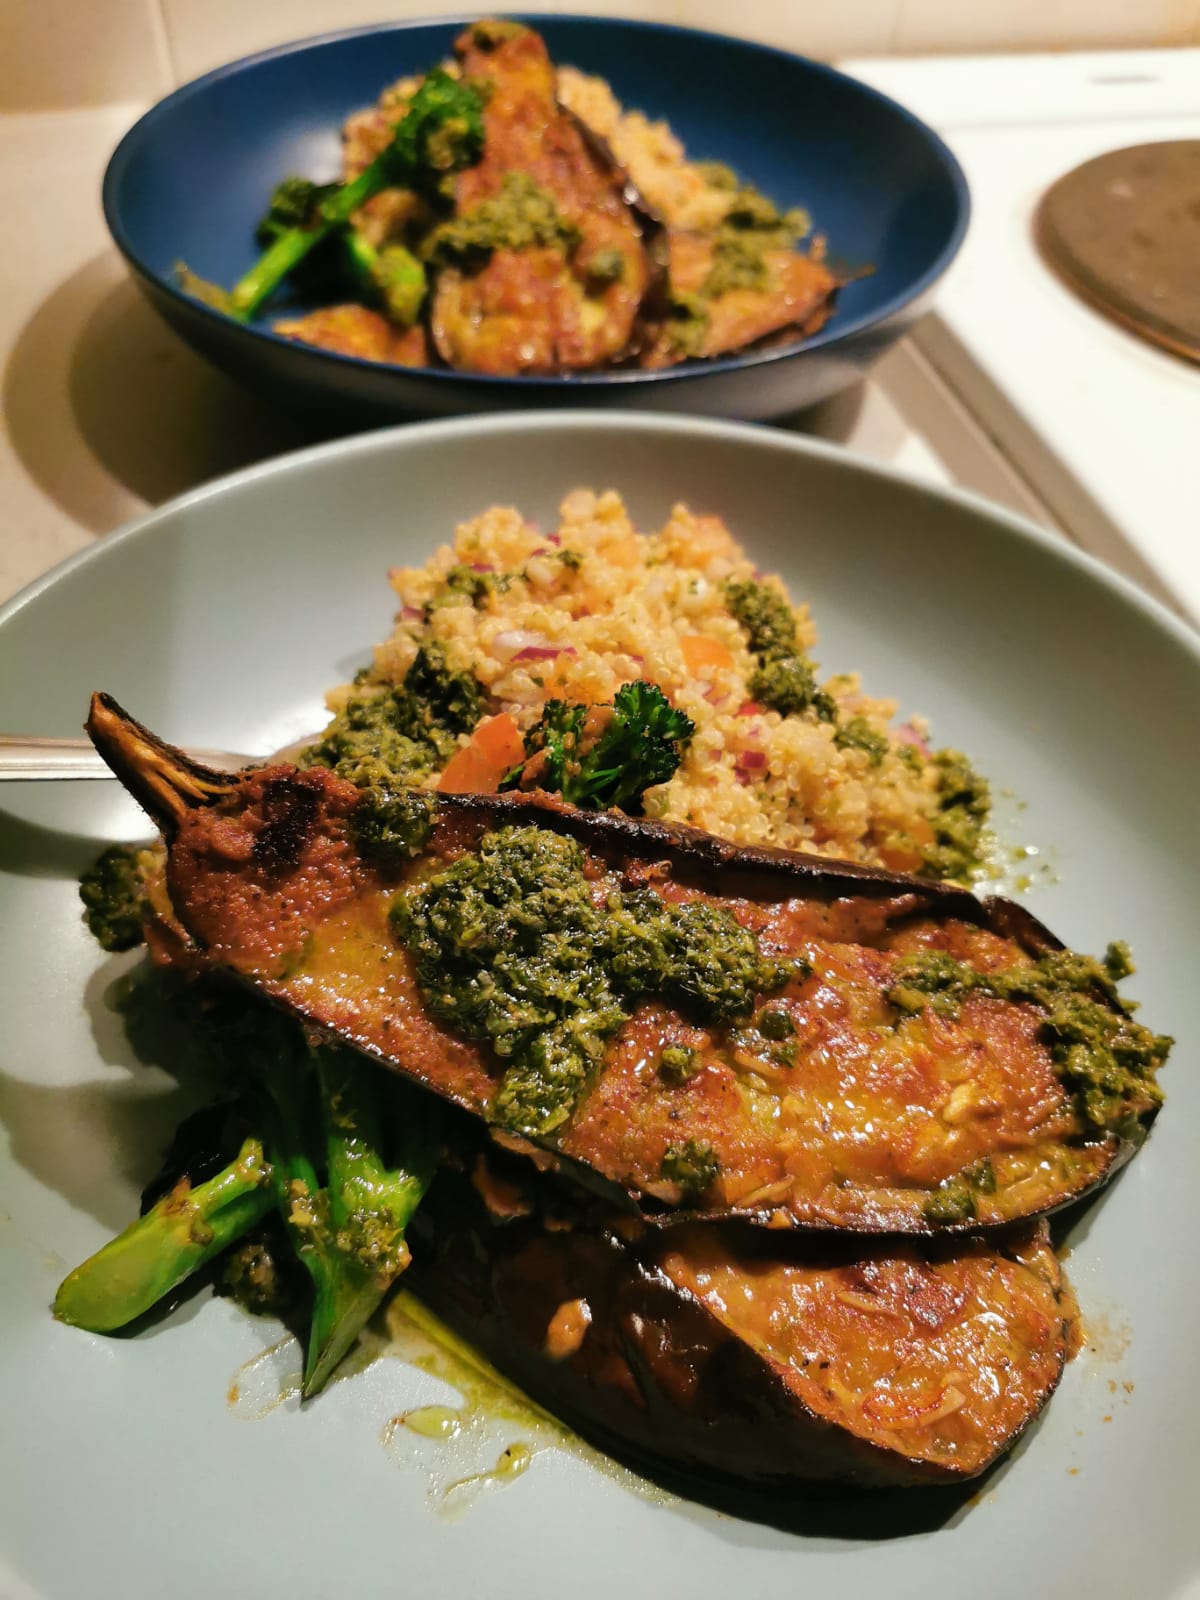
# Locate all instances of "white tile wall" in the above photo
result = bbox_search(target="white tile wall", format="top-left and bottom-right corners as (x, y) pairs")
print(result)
(158, 0), (904, 85)
(4, 0), (1198, 108)
(0, 0), (171, 110)
(893, 0), (1200, 55)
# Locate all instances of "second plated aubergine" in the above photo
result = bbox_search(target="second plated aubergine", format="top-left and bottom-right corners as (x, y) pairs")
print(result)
(405, 1141), (1075, 1490)
(428, 21), (657, 374)
(87, 693), (1169, 1236)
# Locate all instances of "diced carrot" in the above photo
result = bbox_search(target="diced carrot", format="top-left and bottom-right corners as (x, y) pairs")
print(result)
(437, 713), (527, 794)
(437, 743), (495, 793)
(604, 536), (643, 569)
(680, 635), (735, 676)
(471, 712), (526, 772)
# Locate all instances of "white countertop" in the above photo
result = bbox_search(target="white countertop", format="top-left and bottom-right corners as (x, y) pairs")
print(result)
(846, 48), (1200, 624)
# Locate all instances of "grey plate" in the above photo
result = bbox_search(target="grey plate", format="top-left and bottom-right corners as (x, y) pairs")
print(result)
(1, 414), (1196, 1600)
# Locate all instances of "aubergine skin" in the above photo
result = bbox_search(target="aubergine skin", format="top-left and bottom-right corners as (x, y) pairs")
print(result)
(405, 1146), (1072, 1492)
(84, 692), (1159, 1238)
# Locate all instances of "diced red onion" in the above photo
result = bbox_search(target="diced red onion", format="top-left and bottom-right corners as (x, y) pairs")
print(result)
(493, 628), (551, 661)
(513, 645), (570, 663)
(896, 721), (930, 757)
(399, 605), (422, 622)
(735, 750), (769, 784)
(470, 562), (494, 574)
(545, 531), (561, 546)
(737, 700), (763, 717)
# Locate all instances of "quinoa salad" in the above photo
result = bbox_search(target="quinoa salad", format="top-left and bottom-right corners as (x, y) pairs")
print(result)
(324, 489), (989, 880)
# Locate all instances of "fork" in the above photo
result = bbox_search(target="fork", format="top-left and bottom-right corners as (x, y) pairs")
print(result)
(0, 734), (252, 781)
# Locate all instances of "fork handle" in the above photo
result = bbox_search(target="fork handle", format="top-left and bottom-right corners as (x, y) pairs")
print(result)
(0, 735), (243, 781)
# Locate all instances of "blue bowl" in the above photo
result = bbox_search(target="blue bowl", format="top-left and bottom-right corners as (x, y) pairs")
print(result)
(103, 15), (969, 422)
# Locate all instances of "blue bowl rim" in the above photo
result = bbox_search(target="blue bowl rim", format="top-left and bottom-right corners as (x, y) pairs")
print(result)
(101, 11), (971, 392)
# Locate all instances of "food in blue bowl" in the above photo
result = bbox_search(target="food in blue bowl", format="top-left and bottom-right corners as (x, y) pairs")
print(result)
(103, 15), (969, 419)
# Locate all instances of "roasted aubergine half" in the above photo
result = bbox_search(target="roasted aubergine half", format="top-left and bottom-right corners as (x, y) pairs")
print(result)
(428, 21), (659, 375)
(88, 692), (1169, 1237)
(407, 1138), (1077, 1490)
(137, 1103), (1077, 1492)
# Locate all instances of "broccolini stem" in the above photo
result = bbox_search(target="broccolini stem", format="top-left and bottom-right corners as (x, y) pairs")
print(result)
(225, 152), (393, 319)
(229, 226), (332, 319)
(225, 70), (482, 322)
(53, 1139), (272, 1332)
(301, 1049), (437, 1396)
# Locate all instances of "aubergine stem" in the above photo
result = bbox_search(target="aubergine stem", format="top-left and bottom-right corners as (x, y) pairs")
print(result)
(300, 1049), (438, 1397)
(86, 691), (240, 835)
(53, 1139), (273, 1333)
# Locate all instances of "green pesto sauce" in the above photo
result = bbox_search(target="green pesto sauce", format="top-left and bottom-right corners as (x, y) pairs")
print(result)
(302, 644), (484, 780)
(704, 230), (771, 297)
(425, 173), (581, 270)
(585, 247), (626, 287)
(426, 564), (501, 613)
(724, 579), (800, 661)
(834, 715), (888, 767)
(79, 843), (148, 953)
(886, 943), (1170, 1138)
(663, 288), (710, 358)
(390, 825), (796, 1137)
(658, 1044), (700, 1084)
(301, 644), (482, 862)
(660, 1138), (720, 1196)
(923, 749), (991, 882)
(724, 578), (836, 722)
(701, 204), (809, 300)
(922, 1158), (996, 1224)
(663, 168), (811, 310)
(749, 656), (836, 722)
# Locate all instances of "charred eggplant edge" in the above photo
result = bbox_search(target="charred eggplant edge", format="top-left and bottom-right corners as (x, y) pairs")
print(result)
(405, 1156), (1071, 1492)
(85, 692), (1151, 1236)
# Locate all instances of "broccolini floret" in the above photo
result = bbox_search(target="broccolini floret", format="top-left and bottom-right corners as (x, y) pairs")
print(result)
(214, 70), (485, 321)
(506, 680), (694, 812)
(55, 974), (438, 1395)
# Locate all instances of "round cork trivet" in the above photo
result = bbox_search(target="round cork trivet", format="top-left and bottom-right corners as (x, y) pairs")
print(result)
(1035, 140), (1200, 363)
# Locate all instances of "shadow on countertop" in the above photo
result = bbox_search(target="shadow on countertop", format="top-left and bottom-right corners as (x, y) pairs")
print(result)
(2, 251), (337, 532)
(3, 250), (873, 539)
